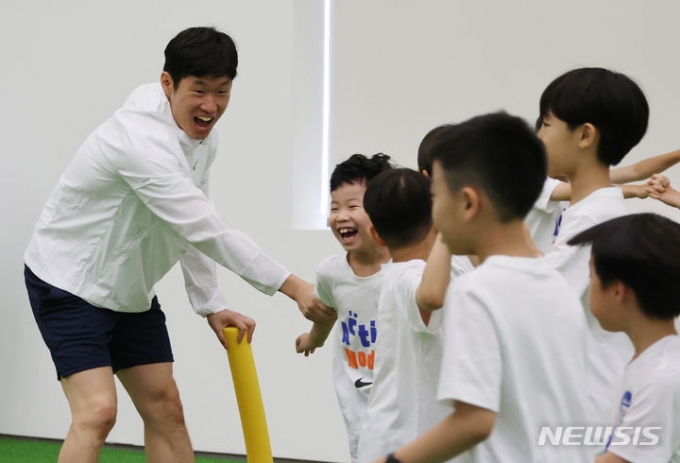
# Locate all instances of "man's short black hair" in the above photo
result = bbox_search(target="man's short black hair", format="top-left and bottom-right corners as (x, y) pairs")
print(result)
(430, 112), (547, 222)
(363, 168), (432, 249)
(568, 213), (680, 320)
(538, 67), (649, 166)
(329, 153), (393, 192)
(164, 27), (238, 86)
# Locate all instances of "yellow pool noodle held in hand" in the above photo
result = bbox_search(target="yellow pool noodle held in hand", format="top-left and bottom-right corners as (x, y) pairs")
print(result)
(223, 326), (273, 463)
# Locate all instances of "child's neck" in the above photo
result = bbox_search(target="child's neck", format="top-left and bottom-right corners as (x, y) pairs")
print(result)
(347, 246), (390, 277)
(474, 220), (541, 264)
(390, 230), (436, 264)
(566, 163), (612, 205)
(627, 318), (678, 361)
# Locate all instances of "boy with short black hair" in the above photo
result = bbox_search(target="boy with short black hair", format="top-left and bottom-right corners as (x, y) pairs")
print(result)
(569, 213), (680, 463)
(295, 153), (392, 462)
(536, 67), (650, 427)
(357, 167), (460, 463)
(376, 112), (590, 463)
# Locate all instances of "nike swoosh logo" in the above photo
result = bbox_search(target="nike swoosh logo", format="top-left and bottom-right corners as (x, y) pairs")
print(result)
(354, 378), (373, 388)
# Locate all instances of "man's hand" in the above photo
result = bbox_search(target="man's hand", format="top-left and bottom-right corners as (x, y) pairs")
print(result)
(207, 309), (256, 349)
(279, 274), (337, 322)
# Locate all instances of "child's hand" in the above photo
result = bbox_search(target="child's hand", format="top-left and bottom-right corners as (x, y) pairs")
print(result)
(295, 333), (323, 356)
(645, 174), (670, 199)
(645, 174), (680, 208)
(629, 184), (650, 199)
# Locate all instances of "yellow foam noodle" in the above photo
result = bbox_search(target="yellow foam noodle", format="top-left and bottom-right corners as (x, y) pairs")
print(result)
(223, 326), (273, 463)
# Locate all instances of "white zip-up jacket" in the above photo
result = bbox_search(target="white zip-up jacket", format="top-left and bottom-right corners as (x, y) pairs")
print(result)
(25, 83), (289, 315)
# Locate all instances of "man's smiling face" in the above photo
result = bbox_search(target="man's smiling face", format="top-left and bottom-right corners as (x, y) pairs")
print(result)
(161, 72), (232, 140)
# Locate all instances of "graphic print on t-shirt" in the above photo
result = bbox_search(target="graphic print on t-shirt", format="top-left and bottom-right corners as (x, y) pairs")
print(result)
(341, 310), (377, 381)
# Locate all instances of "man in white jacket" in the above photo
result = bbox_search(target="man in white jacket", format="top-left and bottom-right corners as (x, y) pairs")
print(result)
(24, 26), (331, 463)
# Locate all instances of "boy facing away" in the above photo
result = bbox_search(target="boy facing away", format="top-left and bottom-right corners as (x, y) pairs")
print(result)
(569, 213), (680, 463)
(536, 67), (650, 426)
(375, 112), (590, 463)
(358, 168), (464, 463)
(295, 153), (392, 462)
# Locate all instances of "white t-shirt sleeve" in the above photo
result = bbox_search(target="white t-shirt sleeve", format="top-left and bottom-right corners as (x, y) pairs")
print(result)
(608, 369), (680, 463)
(438, 287), (502, 412)
(533, 177), (564, 212)
(314, 260), (338, 310)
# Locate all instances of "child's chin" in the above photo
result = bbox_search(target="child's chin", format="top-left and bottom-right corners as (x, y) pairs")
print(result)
(341, 239), (361, 251)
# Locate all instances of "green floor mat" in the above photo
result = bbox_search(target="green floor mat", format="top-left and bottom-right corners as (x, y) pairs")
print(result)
(0, 437), (243, 462)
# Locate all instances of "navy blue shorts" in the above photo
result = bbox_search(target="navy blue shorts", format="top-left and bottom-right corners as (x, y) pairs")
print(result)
(24, 266), (174, 380)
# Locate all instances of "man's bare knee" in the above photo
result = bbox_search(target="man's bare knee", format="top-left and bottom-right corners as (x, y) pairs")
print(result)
(73, 399), (117, 440)
(140, 383), (186, 427)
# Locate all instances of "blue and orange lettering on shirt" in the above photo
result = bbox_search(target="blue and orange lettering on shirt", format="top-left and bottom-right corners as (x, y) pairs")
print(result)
(341, 311), (377, 370)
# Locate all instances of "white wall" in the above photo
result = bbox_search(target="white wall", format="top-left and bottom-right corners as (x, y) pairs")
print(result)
(2, 1), (680, 462)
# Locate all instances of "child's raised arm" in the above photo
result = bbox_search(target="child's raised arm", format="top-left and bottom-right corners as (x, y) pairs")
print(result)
(416, 233), (451, 312)
(610, 148), (680, 184)
(548, 148), (680, 202)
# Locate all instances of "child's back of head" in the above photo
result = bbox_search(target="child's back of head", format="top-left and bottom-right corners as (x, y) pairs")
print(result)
(418, 124), (449, 177)
(430, 111), (547, 223)
(569, 213), (680, 320)
(363, 168), (433, 251)
(538, 67), (649, 166)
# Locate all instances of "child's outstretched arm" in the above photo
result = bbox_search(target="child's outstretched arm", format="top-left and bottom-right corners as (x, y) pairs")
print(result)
(617, 183), (650, 199)
(416, 233), (451, 312)
(610, 148), (680, 184)
(549, 148), (680, 202)
(371, 401), (495, 463)
(296, 318), (335, 356)
(645, 174), (680, 208)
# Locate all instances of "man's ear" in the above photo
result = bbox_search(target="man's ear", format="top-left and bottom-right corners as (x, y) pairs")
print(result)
(160, 71), (174, 98)
(578, 122), (599, 150)
(368, 224), (387, 247)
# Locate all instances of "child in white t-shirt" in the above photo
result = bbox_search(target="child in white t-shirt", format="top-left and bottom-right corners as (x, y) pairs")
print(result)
(569, 213), (680, 463)
(295, 153), (392, 462)
(527, 147), (680, 254)
(536, 67), (650, 427)
(358, 168), (466, 463)
(375, 112), (591, 463)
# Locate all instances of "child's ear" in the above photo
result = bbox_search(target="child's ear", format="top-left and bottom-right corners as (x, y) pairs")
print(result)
(368, 224), (387, 247)
(577, 122), (599, 150)
(461, 186), (481, 222)
(614, 280), (636, 305)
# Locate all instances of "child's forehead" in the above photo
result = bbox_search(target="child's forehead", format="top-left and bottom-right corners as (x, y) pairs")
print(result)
(331, 180), (367, 199)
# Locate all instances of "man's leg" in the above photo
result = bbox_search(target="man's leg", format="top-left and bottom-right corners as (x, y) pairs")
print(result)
(116, 362), (195, 463)
(59, 367), (118, 463)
